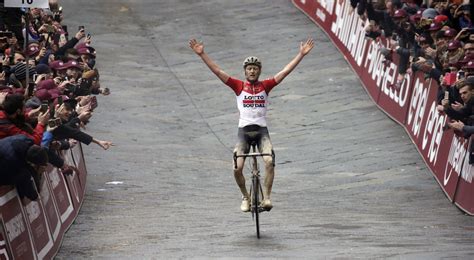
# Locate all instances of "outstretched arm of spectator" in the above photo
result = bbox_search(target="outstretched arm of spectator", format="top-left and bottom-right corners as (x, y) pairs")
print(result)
(189, 39), (230, 83)
(274, 38), (314, 84)
(92, 138), (113, 150)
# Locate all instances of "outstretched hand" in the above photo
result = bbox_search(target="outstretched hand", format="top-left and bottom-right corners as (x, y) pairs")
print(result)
(189, 39), (204, 55)
(300, 38), (315, 56)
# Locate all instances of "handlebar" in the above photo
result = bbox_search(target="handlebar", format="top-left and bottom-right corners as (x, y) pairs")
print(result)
(233, 152), (275, 169)
(235, 153), (273, 158)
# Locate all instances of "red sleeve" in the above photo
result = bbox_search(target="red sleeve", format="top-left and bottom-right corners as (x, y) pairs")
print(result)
(262, 78), (278, 94)
(225, 77), (244, 95)
(4, 123), (45, 145)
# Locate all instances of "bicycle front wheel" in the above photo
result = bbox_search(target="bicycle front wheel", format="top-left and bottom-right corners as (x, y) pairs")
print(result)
(252, 175), (260, 239)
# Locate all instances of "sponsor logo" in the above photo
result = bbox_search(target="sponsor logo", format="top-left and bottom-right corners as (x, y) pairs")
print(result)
(318, 0), (335, 15)
(5, 214), (25, 242)
(444, 135), (467, 186)
(25, 201), (41, 223)
(316, 8), (326, 22)
(50, 170), (60, 188)
(331, 0), (368, 66)
(407, 78), (430, 138)
(422, 101), (447, 165)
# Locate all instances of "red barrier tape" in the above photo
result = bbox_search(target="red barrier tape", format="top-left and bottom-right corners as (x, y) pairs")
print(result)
(0, 144), (87, 259)
(292, 0), (474, 215)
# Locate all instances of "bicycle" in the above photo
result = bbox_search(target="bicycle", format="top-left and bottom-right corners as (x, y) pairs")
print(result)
(234, 142), (275, 239)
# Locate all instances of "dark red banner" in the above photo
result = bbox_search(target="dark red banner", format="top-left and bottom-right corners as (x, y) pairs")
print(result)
(292, 0), (474, 215)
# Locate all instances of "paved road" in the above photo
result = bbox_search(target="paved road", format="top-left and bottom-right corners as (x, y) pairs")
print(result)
(55, 0), (474, 259)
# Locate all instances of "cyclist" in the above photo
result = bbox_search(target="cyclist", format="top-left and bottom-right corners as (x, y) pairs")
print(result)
(189, 38), (314, 212)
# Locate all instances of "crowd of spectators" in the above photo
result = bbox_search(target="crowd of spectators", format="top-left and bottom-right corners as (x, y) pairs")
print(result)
(0, 0), (113, 201)
(353, 0), (474, 162)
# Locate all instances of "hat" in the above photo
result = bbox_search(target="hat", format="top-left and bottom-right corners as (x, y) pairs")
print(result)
(75, 42), (96, 54)
(26, 145), (48, 166)
(35, 88), (59, 101)
(77, 48), (96, 58)
(444, 28), (457, 37)
(62, 60), (82, 70)
(37, 79), (57, 90)
(35, 64), (52, 75)
(25, 96), (42, 109)
(447, 40), (462, 50)
(434, 15), (448, 24)
(410, 9), (423, 22)
(25, 42), (40, 57)
(13, 63), (36, 81)
(422, 8), (438, 19)
(49, 60), (65, 70)
(393, 9), (407, 18)
(428, 22), (442, 31)
(53, 95), (73, 107)
(464, 60), (474, 69)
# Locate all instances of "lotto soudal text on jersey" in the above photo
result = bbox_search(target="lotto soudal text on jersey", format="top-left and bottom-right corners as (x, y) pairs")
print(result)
(225, 77), (278, 127)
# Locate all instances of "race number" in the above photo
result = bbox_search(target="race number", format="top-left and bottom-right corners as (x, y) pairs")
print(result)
(4, 0), (49, 8)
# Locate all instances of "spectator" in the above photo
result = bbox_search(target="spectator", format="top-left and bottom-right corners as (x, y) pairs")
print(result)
(0, 134), (48, 200)
(0, 93), (49, 144)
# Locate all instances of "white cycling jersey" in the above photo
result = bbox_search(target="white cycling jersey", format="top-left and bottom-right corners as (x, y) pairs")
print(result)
(225, 77), (278, 127)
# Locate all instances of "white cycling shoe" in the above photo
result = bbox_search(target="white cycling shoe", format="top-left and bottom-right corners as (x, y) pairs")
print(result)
(241, 197), (250, 212)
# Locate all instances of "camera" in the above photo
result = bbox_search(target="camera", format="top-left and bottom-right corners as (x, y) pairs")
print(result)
(40, 103), (49, 113)
(48, 118), (62, 128)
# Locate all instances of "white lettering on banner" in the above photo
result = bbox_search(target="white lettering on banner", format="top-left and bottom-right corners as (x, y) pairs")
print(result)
(407, 78), (430, 138)
(25, 201), (41, 223)
(50, 170), (60, 188)
(460, 146), (473, 183)
(422, 101), (447, 165)
(4, 0), (49, 8)
(364, 41), (386, 87)
(444, 135), (467, 186)
(381, 71), (411, 107)
(5, 214), (25, 241)
(316, 8), (326, 22)
(330, 0), (368, 66)
(318, 0), (335, 15)
(0, 239), (8, 260)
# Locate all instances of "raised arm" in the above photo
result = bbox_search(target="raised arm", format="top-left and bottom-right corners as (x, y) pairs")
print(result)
(274, 38), (314, 84)
(189, 39), (230, 83)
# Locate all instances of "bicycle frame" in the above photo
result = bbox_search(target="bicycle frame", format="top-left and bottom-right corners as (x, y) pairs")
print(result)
(233, 144), (275, 238)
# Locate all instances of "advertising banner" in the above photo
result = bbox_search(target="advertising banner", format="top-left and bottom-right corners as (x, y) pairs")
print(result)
(292, 0), (474, 215)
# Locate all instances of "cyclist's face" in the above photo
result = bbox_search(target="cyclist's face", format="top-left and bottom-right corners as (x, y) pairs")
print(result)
(245, 65), (261, 82)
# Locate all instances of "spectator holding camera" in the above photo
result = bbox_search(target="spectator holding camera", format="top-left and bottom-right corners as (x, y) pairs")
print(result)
(51, 98), (113, 150)
(0, 93), (49, 145)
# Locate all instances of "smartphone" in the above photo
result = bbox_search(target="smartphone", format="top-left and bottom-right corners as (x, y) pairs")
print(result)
(27, 82), (35, 96)
(32, 74), (38, 82)
(62, 25), (68, 33)
(78, 26), (85, 31)
(57, 95), (63, 105)
(458, 70), (465, 80)
(55, 118), (62, 126)
(48, 119), (57, 128)
(444, 91), (449, 100)
(40, 103), (48, 113)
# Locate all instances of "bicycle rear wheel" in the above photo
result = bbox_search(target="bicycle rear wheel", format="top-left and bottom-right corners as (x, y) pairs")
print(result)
(252, 175), (260, 238)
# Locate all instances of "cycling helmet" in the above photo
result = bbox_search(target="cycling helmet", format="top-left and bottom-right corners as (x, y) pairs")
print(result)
(243, 56), (262, 68)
